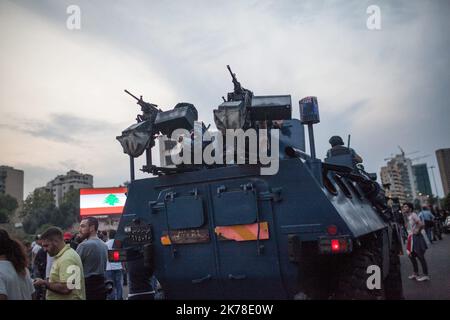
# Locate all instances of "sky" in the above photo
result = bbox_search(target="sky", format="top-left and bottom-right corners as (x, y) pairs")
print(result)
(0, 0), (449, 199)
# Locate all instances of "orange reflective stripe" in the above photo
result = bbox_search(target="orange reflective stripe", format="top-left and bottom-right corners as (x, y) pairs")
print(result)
(161, 235), (172, 245)
(232, 224), (255, 240)
(215, 222), (269, 241)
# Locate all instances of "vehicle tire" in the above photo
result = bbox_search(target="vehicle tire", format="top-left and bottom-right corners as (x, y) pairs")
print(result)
(384, 247), (404, 300)
(331, 247), (385, 300)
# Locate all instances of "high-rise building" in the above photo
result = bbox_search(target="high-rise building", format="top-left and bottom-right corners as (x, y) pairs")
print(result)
(412, 163), (432, 196)
(0, 166), (24, 203)
(0, 166), (24, 222)
(380, 153), (416, 204)
(46, 170), (93, 207)
(436, 148), (450, 196)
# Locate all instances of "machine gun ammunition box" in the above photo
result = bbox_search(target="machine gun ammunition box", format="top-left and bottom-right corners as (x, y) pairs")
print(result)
(155, 102), (198, 136)
(249, 95), (292, 121)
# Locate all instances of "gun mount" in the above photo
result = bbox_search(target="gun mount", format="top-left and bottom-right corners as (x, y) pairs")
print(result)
(124, 89), (160, 123)
(118, 67), (298, 179)
(117, 90), (200, 179)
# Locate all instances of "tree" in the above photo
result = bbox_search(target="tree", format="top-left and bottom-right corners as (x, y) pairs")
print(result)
(21, 189), (58, 234)
(428, 194), (438, 207)
(21, 188), (80, 234)
(0, 194), (19, 223)
(413, 198), (421, 211)
(21, 188), (55, 217)
(36, 223), (56, 236)
(57, 189), (80, 228)
(443, 193), (450, 212)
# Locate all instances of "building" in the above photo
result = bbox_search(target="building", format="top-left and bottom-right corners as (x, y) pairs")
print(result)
(46, 170), (93, 207)
(380, 153), (417, 204)
(0, 166), (24, 202)
(436, 148), (450, 196)
(0, 166), (24, 221)
(412, 163), (432, 196)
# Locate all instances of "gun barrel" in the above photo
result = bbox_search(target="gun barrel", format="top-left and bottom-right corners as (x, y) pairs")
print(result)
(226, 65), (237, 81)
(124, 89), (140, 101)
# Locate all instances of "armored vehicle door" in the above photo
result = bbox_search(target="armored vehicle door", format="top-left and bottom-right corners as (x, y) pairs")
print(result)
(152, 186), (221, 299)
(210, 180), (288, 299)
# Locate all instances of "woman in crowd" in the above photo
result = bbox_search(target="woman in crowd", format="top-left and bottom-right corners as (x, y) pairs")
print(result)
(0, 229), (35, 299)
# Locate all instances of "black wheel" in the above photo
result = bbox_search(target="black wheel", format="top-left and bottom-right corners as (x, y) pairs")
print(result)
(331, 247), (385, 300)
(384, 247), (404, 300)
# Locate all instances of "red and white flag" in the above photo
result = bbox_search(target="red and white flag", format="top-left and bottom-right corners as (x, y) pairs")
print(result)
(79, 187), (127, 217)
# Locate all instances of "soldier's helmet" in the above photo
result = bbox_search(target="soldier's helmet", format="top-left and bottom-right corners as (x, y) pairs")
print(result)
(329, 135), (344, 147)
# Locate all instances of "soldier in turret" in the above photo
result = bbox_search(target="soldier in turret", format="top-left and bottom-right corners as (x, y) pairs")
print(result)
(326, 135), (363, 164)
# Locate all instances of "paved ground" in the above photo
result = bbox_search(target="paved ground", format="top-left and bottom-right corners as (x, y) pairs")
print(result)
(123, 283), (128, 299)
(401, 232), (450, 300)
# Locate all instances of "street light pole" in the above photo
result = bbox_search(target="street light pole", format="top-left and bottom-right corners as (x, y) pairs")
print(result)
(429, 165), (440, 209)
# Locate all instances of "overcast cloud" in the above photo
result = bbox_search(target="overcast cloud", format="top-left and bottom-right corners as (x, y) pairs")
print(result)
(0, 0), (449, 198)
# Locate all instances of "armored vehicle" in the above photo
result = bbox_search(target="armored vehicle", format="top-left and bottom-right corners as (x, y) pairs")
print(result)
(110, 66), (404, 299)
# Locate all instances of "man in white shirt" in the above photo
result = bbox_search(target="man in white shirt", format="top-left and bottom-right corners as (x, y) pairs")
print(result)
(105, 230), (123, 300)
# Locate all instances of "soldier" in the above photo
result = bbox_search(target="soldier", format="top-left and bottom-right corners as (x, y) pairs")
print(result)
(326, 135), (363, 164)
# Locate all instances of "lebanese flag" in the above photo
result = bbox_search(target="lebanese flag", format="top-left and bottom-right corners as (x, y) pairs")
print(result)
(406, 234), (413, 255)
(79, 187), (127, 216)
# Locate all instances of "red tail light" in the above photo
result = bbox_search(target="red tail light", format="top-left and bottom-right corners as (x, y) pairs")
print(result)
(108, 249), (127, 262)
(319, 236), (352, 254)
(331, 239), (340, 252)
(113, 251), (120, 261)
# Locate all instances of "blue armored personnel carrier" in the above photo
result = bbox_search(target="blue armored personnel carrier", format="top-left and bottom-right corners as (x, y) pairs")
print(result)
(110, 67), (404, 300)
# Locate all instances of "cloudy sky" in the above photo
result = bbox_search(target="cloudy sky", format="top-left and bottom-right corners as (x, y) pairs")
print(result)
(0, 0), (449, 198)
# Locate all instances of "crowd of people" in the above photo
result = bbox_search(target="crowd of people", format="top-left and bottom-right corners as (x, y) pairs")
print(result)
(0, 217), (125, 300)
(1, 203), (448, 300)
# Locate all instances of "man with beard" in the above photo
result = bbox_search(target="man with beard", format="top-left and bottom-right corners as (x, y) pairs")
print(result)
(76, 217), (108, 300)
(34, 227), (85, 300)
